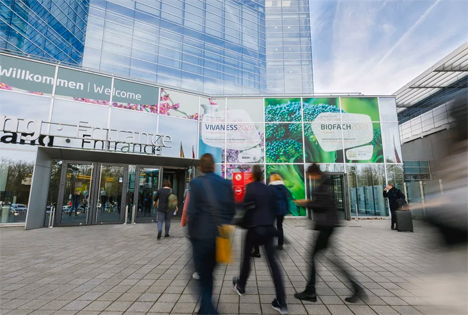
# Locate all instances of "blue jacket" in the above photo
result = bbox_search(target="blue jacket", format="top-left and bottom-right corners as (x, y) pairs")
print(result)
(187, 172), (235, 240)
(269, 180), (289, 216)
(243, 181), (277, 227)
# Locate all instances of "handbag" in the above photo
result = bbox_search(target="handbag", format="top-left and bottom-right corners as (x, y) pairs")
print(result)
(201, 177), (234, 264)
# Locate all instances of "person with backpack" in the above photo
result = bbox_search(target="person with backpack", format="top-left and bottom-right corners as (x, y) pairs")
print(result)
(154, 180), (177, 240)
(383, 183), (406, 230)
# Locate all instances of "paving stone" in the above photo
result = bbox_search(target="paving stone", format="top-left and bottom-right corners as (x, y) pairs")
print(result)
(0, 220), (464, 315)
(126, 301), (154, 312)
(303, 304), (331, 314)
(326, 305), (354, 315)
(149, 301), (176, 313)
(105, 301), (132, 312)
(347, 305), (377, 315)
(370, 306), (400, 315)
(171, 302), (196, 313)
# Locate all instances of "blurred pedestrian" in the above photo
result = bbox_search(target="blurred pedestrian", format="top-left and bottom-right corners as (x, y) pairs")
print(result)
(294, 163), (365, 303)
(233, 165), (288, 315)
(187, 154), (235, 315)
(154, 180), (172, 240)
(383, 183), (406, 230)
(269, 173), (290, 250)
(181, 188), (200, 281)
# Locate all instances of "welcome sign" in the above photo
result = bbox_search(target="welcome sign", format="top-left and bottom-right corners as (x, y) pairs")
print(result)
(0, 54), (158, 104)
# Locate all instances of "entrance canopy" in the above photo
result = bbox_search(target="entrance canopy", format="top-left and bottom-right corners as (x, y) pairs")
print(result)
(40, 147), (199, 168)
(25, 147), (198, 230)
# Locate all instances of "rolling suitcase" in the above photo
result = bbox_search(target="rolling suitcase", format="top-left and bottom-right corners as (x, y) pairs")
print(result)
(395, 210), (413, 232)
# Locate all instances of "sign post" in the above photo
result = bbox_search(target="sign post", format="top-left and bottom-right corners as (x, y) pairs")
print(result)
(232, 172), (253, 203)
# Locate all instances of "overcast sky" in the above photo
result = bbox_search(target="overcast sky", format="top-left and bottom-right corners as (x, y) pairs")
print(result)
(309, 0), (468, 95)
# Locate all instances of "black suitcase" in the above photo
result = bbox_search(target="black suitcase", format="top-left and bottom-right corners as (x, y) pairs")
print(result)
(395, 210), (413, 232)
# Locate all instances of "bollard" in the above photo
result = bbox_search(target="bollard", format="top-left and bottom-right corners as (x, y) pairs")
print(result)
(124, 205), (128, 224)
(131, 205), (136, 224)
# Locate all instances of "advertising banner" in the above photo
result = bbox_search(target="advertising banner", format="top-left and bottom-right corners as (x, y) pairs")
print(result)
(341, 98), (383, 163)
(303, 97), (383, 164)
(266, 123), (303, 163)
(199, 98), (264, 163)
(232, 172), (253, 203)
(159, 89), (200, 119)
(266, 164), (305, 216)
(265, 98), (301, 122)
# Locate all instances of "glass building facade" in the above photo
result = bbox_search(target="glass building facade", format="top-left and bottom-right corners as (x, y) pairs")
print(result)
(82, 0), (267, 95)
(0, 54), (399, 228)
(0, 0), (89, 65)
(265, 0), (314, 94)
(1, 0), (314, 95)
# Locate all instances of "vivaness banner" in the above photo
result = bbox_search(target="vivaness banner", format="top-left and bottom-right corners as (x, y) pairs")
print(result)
(199, 98), (264, 163)
(304, 97), (383, 163)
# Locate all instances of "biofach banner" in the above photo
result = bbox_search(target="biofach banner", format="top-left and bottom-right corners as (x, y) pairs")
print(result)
(304, 97), (383, 163)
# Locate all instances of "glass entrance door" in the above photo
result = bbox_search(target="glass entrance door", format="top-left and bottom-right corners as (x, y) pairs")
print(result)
(329, 175), (346, 220)
(134, 167), (160, 223)
(96, 165), (127, 224)
(307, 173), (349, 221)
(55, 162), (127, 226)
(57, 163), (94, 225)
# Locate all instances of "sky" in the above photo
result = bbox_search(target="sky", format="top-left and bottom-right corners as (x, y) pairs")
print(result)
(309, 0), (468, 95)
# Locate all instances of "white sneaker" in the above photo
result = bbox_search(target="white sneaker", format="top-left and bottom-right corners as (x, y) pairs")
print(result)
(192, 272), (200, 280)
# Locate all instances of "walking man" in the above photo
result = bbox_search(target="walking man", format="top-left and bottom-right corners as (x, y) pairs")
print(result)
(294, 164), (365, 303)
(187, 154), (235, 314)
(233, 165), (288, 314)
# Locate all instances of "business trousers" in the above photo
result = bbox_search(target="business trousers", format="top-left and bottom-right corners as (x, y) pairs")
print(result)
(390, 209), (396, 229)
(239, 226), (286, 304)
(192, 238), (218, 315)
(306, 227), (359, 293)
(276, 215), (285, 246)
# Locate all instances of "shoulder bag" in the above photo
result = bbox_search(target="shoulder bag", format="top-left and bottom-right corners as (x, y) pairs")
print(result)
(201, 177), (234, 264)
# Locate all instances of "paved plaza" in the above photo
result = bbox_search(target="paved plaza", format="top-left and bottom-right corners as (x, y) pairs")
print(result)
(0, 219), (466, 315)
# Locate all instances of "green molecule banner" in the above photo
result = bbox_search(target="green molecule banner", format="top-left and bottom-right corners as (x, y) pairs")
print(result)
(265, 98), (301, 122)
(340, 98), (383, 163)
(266, 123), (304, 163)
(302, 97), (384, 164)
(303, 98), (344, 163)
(266, 164), (306, 216)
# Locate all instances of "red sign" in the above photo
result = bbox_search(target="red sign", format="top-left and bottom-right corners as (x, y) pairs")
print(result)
(233, 172), (253, 203)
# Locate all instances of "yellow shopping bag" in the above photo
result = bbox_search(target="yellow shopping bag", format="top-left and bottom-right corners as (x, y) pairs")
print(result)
(216, 225), (234, 264)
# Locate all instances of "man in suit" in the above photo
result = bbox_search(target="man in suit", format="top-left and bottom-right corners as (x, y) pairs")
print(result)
(187, 154), (235, 315)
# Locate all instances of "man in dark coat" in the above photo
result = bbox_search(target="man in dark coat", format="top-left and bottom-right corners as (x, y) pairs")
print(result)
(383, 183), (406, 230)
(187, 154), (235, 315)
(232, 166), (287, 314)
(294, 164), (365, 303)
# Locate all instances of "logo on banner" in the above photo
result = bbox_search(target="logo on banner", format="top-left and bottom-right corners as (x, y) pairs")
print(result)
(311, 113), (373, 152)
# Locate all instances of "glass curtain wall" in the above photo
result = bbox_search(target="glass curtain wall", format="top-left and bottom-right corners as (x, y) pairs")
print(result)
(265, 0), (314, 94)
(0, 0), (90, 64)
(82, 0), (266, 95)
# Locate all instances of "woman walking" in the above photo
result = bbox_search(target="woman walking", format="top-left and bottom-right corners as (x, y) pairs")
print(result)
(233, 165), (288, 314)
(269, 173), (289, 250)
(154, 180), (173, 240)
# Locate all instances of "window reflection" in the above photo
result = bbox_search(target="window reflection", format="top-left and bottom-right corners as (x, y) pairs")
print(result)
(347, 164), (386, 216)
